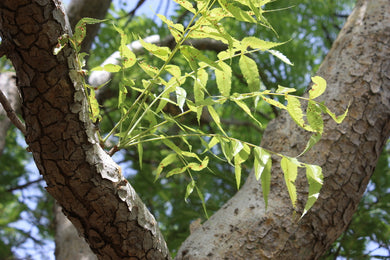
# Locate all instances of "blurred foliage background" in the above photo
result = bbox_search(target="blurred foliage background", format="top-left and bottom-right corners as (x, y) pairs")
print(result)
(0, 0), (389, 259)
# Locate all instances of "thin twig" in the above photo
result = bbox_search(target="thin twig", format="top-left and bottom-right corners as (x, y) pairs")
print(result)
(0, 88), (26, 135)
(6, 178), (43, 192)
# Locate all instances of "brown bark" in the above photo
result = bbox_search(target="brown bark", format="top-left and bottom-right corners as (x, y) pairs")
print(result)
(176, 0), (390, 259)
(0, 1), (169, 259)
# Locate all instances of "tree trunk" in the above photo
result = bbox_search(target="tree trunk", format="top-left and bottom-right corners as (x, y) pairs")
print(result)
(176, 0), (390, 259)
(0, 0), (389, 259)
(0, 1), (169, 259)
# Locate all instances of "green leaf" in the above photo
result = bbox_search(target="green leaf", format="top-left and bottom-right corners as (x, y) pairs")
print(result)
(181, 45), (222, 71)
(118, 82), (128, 109)
(219, 0), (256, 23)
(301, 164), (323, 218)
(157, 14), (184, 42)
(309, 76), (326, 99)
(268, 50), (293, 66)
(261, 157), (272, 209)
(321, 103), (349, 124)
(234, 156), (242, 189)
(232, 97), (262, 127)
(162, 138), (182, 155)
(242, 37), (284, 51)
(218, 137), (233, 164)
(298, 132), (322, 157)
(72, 18), (107, 52)
(286, 95), (314, 132)
(138, 143), (143, 169)
(207, 106), (228, 136)
(88, 88), (101, 123)
(174, 0), (196, 13)
(185, 180), (196, 202)
(166, 167), (187, 177)
(155, 153), (177, 180)
(139, 38), (171, 61)
(175, 86), (187, 112)
(260, 95), (287, 110)
(195, 186), (209, 218)
(307, 100), (324, 133)
(253, 147), (271, 180)
(239, 55), (260, 92)
(53, 34), (69, 55)
(232, 140), (244, 157)
(215, 60), (232, 97)
(92, 63), (122, 72)
(276, 85), (296, 94)
(281, 156), (299, 207)
(188, 156), (209, 171)
(138, 61), (159, 78)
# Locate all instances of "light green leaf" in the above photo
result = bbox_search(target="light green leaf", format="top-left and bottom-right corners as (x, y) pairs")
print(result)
(298, 133), (322, 157)
(301, 164), (323, 218)
(239, 55), (260, 92)
(118, 82), (128, 109)
(176, 87), (187, 112)
(195, 186), (209, 218)
(185, 180), (196, 202)
(215, 61), (232, 97)
(260, 95), (286, 110)
(218, 137), (233, 164)
(181, 45), (222, 71)
(268, 50), (293, 66)
(234, 156), (242, 189)
(162, 138), (182, 155)
(88, 87), (100, 123)
(166, 167), (187, 177)
(174, 0), (196, 13)
(72, 18), (107, 52)
(219, 0), (256, 23)
(261, 157), (272, 209)
(232, 98), (262, 127)
(276, 85), (296, 94)
(232, 140), (244, 157)
(138, 142), (143, 169)
(321, 103), (349, 124)
(307, 100), (324, 133)
(286, 95), (314, 132)
(281, 156), (298, 207)
(242, 37), (284, 51)
(208, 106), (228, 136)
(92, 63), (122, 72)
(309, 76), (326, 99)
(253, 147), (271, 180)
(139, 38), (171, 61)
(138, 61), (159, 78)
(155, 153), (177, 180)
(188, 156), (209, 171)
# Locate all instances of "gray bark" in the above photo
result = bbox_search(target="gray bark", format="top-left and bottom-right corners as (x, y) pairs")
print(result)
(176, 0), (390, 259)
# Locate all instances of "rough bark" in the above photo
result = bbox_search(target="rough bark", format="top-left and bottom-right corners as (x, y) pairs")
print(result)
(176, 0), (390, 259)
(0, 1), (169, 259)
(54, 0), (112, 259)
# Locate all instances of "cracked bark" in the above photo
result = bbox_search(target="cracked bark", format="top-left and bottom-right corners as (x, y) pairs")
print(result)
(1, 0), (389, 259)
(0, 1), (169, 259)
(176, 0), (390, 259)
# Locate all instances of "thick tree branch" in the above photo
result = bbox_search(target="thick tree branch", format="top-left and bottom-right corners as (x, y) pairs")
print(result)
(0, 1), (169, 258)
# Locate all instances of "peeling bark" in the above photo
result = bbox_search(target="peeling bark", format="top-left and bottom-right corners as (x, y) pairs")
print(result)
(176, 0), (390, 259)
(0, 1), (169, 259)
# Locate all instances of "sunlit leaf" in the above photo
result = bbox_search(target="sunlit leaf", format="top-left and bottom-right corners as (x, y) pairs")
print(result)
(239, 55), (261, 92)
(215, 60), (232, 97)
(155, 153), (177, 180)
(301, 164), (323, 218)
(185, 180), (196, 202)
(309, 76), (326, 99)
(281, 156), (299, 207)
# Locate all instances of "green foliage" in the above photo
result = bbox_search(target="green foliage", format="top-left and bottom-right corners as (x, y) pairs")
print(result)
(82, 0), (348, 218)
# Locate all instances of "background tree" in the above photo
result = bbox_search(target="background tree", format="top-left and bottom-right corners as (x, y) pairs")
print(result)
(0, 0), (389, 259)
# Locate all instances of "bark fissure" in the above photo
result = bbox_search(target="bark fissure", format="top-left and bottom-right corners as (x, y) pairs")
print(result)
(0, 1), (169, 259)
(176, 0), (390, 258)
